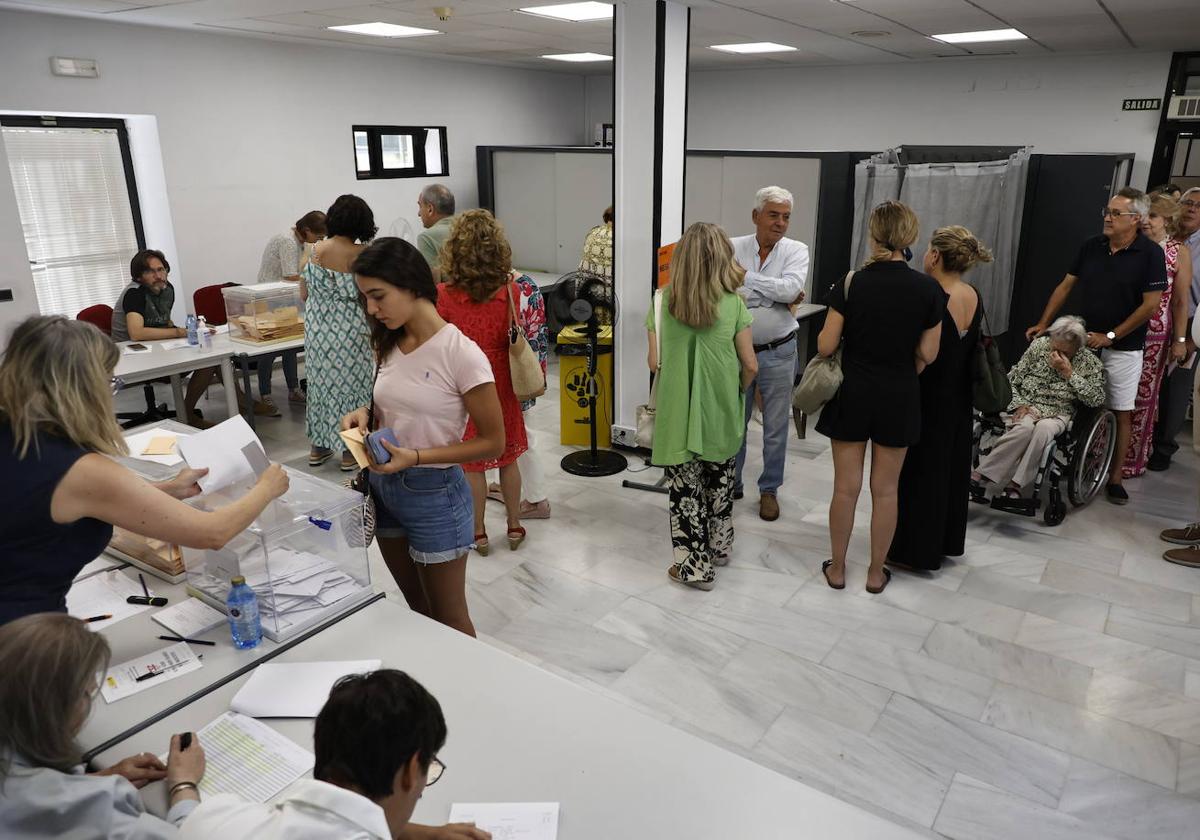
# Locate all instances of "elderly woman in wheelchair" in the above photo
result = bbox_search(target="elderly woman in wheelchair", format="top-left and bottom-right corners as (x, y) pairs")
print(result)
(971, 316), (1106, 511)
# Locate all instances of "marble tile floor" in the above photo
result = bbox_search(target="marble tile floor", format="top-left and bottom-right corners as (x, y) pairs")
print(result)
(139, 357), (1200, 839)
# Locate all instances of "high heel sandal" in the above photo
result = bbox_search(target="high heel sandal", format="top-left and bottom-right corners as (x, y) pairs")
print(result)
(474, 533), (490, 557)
(507, 526), (526, 551)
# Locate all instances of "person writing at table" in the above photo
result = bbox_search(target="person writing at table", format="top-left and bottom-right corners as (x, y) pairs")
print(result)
(0, 612), (207, 838)
(0, 315), (289, 626)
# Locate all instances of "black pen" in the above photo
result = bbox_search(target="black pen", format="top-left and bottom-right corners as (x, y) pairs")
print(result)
(139, 573), (150, 598)
(134, 656), (200, 682)
(158, 634), (216, 647)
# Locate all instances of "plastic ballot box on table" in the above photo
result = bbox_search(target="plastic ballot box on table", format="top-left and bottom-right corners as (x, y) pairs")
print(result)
(557, 324), (613, 447)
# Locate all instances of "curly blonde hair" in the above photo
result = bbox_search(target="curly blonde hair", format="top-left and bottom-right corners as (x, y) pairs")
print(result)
(929, 225), (994, 274)
(441, 209), (513, 303)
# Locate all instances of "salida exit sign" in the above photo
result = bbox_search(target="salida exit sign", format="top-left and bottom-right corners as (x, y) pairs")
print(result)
(1122, 98), (1162, 111)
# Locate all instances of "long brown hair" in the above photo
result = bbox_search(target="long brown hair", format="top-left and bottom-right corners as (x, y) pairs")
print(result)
(441, 209), (513, 303)
(0, 613), (112, 779)
(0, 316), (127, 458)
(667, 222), (745, 329)
(351, 237), (438, 362)
(864, 200), (919, 267)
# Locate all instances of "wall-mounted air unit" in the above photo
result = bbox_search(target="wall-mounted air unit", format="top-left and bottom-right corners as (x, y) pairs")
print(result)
(1169, 95), (1200, 120)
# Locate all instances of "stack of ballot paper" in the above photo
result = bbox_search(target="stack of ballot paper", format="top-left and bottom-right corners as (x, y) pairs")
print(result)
(247, 549), (367, 632)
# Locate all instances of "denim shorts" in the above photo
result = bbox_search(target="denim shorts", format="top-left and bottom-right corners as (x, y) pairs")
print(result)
(369, 466), (475, 565)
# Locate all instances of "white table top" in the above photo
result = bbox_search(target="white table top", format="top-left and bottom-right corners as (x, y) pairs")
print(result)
(795, 302), (827, 322)
(114, 334), (239, 383)
(97, 598), (924, 840)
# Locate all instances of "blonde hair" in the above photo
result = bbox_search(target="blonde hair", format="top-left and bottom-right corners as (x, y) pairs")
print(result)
(929, 225), (994, 274)
(865, 200), (919, 267)
(441, 209), (513, 303)
(0, 613), (112, 778)
(1148, 192), (1181, 239)
(0, 316), (127, 459)
(667, 222), (745, 329)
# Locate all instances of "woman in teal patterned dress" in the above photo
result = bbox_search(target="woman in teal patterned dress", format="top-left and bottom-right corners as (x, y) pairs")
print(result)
(300, 195), (376, 470)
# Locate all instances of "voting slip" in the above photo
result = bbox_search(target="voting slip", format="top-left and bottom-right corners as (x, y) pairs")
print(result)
(101, 642), (203, 703)
(66, 570), (155, 631)
(230, 660), (382, 718)
(177, 415), (269, 493)
(152, 597), (227, 638)
(448, 802), (560, 840)
(192, 712), (313, 802)
(124, 426), (190, 467)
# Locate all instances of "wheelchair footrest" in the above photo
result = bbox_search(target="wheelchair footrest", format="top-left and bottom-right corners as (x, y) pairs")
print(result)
(990, 496), (1038, 517)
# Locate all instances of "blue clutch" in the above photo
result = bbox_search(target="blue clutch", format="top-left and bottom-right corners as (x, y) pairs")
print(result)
(366, 428), (399, 464)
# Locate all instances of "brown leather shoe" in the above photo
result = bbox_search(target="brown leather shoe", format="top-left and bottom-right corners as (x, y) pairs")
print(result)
(1161, 523), (1200, 545)
(1163, 546), (1200, 567)
(759, 493), (780, 521)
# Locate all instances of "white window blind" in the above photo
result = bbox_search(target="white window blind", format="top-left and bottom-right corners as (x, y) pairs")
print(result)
(2, 125), (140, 318)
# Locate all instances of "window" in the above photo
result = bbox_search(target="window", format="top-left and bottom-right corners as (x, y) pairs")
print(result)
(1, 116), (144, 318)
(352, 125), (449, 180)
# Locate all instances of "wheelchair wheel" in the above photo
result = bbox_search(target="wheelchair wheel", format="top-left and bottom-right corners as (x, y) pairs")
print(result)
(1067, 408), (1117, 506)
(1044, 488), (1066, 526)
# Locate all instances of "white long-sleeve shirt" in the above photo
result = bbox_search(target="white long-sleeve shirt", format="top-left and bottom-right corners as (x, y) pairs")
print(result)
(180, 779), (390, 840)
(730, 234), (810, 345)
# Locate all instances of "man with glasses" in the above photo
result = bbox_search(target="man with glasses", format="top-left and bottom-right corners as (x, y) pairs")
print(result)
(180, 669), (489, 839)
(1149, 186), (1200, 472)
(1026, 187), (1166, 505)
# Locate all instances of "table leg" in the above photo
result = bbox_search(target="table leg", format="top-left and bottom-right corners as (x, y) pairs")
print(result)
(237, 354), (256, 431)
(218, 358), (239, 422)
(169, 375), (186, 421)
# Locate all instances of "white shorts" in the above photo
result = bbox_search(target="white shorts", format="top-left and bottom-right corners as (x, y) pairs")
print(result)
(1100, 348), (1143, 411)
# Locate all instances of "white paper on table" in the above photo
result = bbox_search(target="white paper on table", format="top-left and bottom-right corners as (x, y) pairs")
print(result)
(192, 712), (313, 802)
(158, 338), (194, 351)
(152, 598), (227, 637)
(177, 415), (268, 493)
(101, 642), (203, 703)
(230, 660), (382, 718)
(447, 803), (560, 840)
(123, 426), (191, 467)
(66, 570), (156, 631)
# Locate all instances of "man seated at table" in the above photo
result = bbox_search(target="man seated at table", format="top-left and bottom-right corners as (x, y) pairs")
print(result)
(181, 669), (489, 840)
(110, 249), (225, 427)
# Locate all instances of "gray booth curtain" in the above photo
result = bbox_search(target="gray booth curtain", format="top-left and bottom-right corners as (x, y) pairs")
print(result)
(850, 148), (1030, 335)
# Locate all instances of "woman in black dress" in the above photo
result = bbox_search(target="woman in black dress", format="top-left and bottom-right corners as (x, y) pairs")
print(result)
(888, 226), (990, 572)
(816, 202), (944, 594)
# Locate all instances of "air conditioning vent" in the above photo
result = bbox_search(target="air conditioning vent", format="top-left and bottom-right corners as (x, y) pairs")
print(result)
(1169, 95), (1200, 120)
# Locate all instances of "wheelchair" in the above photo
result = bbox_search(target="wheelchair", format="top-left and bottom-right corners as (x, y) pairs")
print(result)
(969, 404), (1117, 526)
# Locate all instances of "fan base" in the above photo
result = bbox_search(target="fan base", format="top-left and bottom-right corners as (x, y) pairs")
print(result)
(561, 449), (628, 477)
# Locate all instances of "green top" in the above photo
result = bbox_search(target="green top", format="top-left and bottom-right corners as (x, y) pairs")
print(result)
(1008, 336), (1106, 418)
(416, 217), (455, 267)
(646, 287), (753, 466)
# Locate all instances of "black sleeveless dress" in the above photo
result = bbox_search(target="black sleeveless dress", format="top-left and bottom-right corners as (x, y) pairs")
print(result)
(888, 286), (983, 570)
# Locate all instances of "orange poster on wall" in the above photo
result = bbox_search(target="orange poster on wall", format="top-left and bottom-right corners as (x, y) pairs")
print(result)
(656, 242), (676, 287)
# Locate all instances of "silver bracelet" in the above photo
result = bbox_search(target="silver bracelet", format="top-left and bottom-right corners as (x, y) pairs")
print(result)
(168, 781), (199, 799)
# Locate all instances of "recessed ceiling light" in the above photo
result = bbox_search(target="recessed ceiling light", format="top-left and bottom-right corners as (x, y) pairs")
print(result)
(328, 22), (440, 38)
(931, 27), (1027, 44)
(518, 2), (613, 22)
(709, 42), (797, 54)
(541, 52), (613, 62)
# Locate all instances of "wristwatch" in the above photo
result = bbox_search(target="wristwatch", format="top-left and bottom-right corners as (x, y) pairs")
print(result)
(1178, 336), (1188, 343)
(1106, 331), (1117, 342)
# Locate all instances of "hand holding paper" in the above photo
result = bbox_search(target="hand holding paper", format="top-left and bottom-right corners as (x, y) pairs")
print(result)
(177, 416), (270, 493)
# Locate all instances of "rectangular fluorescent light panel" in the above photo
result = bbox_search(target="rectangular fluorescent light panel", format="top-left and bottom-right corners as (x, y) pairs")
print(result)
(710, 42), (797, 54)
(518, 2), (613, 22)
(328, 22), (440, 38)
(542, 52), (612, 62)
(932, 28), (1027, 44)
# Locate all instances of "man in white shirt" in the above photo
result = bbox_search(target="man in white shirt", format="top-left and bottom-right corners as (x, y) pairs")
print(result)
(730, 186), (810, 521)
(181, 670), (488, 840)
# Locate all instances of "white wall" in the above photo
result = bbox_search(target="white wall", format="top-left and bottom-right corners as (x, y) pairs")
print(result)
(0, 9), (585, 337)
(588, 51), (1172, 185)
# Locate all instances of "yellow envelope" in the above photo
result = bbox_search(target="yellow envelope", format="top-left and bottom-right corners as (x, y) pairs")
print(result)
(141, 436), (177, 456)
(338, 428), (370, 469)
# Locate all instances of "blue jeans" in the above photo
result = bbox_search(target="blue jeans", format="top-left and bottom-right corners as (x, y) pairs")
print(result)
(257, 350), (300, 396)
(734, 340), (797, 496)
(369, 466), (475, 564)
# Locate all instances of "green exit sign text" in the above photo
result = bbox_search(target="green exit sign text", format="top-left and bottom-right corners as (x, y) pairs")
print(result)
(1122, 98), (1161, 111)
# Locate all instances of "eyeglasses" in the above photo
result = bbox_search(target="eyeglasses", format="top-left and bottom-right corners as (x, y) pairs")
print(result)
(426, 756), (445, 787)
(1101, 208), (1137, 219)
(110, 375), (125, 395)
(1182, 199), (1200, 210)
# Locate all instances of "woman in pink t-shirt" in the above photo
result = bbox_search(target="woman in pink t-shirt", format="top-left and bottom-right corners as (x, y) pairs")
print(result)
(342, 237), (505, 637)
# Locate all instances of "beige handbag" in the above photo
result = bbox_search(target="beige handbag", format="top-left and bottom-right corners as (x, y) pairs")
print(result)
(635, 290), (663, 449)
(791, 271), (853, 415)
(506, 281), (546, 402)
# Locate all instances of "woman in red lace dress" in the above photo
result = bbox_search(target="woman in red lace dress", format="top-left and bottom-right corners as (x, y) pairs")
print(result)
(437, 210), (530, 554)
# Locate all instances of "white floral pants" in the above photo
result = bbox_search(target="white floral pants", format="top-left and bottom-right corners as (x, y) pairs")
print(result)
(666, 457), (735, 583)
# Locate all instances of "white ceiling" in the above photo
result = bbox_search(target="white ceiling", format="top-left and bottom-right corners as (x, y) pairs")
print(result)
(1, 0), (1197, 74)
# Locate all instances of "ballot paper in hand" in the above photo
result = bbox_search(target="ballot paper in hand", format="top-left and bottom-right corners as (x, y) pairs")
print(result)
(177, 415), (269, 493)
(448, 803), (560, 840)
(231, 660), (382, 718)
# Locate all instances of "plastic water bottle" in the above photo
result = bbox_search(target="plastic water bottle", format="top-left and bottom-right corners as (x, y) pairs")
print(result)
(226, 576), (262, 649)
(185, 313), (199, 346)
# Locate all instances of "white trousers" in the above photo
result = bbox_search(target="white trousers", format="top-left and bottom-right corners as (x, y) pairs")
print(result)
(977, 414), (1069, 490)
(486, 409), (546, 503)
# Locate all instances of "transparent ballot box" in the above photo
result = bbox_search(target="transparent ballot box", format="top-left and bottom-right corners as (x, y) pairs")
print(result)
(222, 281), (305, 345)
(182, 467), (372, 641)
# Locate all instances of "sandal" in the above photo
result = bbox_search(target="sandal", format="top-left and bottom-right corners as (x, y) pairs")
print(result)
(474, 533), (490, 557)
(865, 567), (892, 595)
(507, 526), (526, 551)
(667, 564), (714, 591)
(821, 559), (846, 590)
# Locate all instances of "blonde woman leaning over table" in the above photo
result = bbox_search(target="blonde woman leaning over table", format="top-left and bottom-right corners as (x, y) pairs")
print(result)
(0, 316), (288, 626)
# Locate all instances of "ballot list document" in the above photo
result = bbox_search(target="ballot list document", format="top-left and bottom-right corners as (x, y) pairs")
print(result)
(447, 803), (560, 840)
(195, 712), (314, 802)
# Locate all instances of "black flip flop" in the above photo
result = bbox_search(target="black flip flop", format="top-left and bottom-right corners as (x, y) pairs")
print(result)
(821, 560), (846, 590)
(866, 567), (892, 595)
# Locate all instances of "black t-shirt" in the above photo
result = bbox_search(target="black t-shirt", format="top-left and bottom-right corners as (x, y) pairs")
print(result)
(1068, 233), (1167, 351)
(827, 260), (944, 371)
(120, 282), (175, 328)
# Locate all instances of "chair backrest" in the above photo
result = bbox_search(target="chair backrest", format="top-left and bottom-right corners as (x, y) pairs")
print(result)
(76, 304), (113, 336)
(193, 283), (236, 326)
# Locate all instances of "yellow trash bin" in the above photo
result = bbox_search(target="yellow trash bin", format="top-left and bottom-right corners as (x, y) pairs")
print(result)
(558, 325), (614, 447)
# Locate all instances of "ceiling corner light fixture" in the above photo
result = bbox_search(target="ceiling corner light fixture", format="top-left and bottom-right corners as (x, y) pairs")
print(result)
(518, 2), (613, 22)
(542, 52), (612, 62)
(931, 27), (1027, 44)
(328, 22), (440, 38)
(709, 42), (797, 55)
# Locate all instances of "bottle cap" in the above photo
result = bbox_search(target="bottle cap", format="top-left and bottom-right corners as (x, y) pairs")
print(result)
(231, 575), (246, 586)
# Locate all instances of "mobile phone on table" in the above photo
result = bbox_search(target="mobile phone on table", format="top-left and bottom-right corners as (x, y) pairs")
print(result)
(366, 428), (399, 464)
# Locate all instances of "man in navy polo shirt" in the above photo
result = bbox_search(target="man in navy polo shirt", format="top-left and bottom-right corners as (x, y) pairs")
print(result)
(1026, 187), (1167, 505)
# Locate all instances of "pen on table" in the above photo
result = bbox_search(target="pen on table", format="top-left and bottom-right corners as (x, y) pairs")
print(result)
(139, 573), (150, 598)
(158, 634), (216, 647)
(135, 656), (201, 682)
(84, 614), (112, 623)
